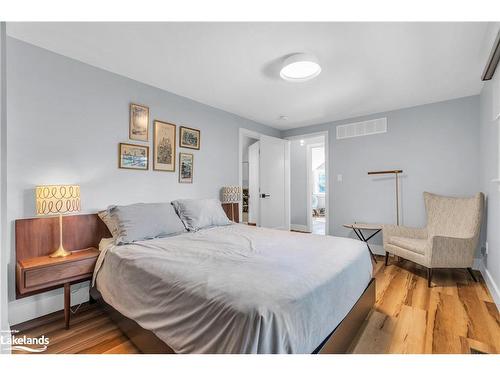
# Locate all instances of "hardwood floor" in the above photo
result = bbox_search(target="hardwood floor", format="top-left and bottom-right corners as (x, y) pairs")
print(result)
(11, 255), (499, 354)
(350, 256), (500, 354)
(11, 303), (140, 354)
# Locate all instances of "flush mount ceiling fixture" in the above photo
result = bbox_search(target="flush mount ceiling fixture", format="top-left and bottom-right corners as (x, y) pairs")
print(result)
(280, 53), (321, 82)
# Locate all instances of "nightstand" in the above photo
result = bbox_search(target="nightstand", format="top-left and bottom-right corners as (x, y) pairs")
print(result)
(16, 247), (99, 329)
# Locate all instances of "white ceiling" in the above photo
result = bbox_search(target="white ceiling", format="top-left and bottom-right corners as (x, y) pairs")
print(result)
(7, 22), (491, 130)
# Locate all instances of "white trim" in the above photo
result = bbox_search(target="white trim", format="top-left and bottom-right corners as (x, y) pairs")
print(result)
(306, 144), (313, 232)
(285, 131), (330, 235)
(238, 128), (262, 224)
(290, 224), (310, 233)
(307, 142), (325, 233)
(8, 282), (90, 326)
(284, 139), (291, 232)
(476, 257), (500, 309)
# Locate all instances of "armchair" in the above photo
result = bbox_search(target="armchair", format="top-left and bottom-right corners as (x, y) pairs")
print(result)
(383, 192), (484, 287)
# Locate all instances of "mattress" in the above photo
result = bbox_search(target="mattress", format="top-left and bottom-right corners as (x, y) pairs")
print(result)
(94, 224), (372, 354)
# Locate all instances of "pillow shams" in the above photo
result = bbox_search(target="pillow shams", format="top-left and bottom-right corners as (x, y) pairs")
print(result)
(107, 202), (187, 244)
(172, 198), (231, 231)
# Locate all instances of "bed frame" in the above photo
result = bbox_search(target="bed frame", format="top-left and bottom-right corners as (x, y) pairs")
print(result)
(91, 278), (375, 354)
(15, 207), (375, 354)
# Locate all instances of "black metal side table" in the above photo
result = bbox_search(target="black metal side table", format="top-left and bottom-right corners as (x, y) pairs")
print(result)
(343, 222), (383, 263)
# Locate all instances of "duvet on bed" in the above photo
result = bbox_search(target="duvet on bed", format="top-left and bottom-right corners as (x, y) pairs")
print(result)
(94, 224), (372, 354)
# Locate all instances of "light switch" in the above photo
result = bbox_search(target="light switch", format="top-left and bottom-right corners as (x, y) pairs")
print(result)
(337, 174), (343, 182)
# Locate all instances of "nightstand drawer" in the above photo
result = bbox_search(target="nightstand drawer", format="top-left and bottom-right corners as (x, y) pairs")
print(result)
(25, 257), (96, 289)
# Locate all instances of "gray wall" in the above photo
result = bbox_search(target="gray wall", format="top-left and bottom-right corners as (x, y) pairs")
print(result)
(283, 96), (481, 250)
(0, 22), (10, 350)
(5, 38), (279, 324)
(479, 74), (500, 305)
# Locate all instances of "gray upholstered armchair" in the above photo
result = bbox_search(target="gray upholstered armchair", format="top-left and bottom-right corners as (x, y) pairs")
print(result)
(383, 192), (484, 287)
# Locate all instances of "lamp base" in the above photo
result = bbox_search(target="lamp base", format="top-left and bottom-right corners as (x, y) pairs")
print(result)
(49, 246), (72, 258)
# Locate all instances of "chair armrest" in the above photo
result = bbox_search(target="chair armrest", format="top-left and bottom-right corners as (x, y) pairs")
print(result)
(382, 225), (427, 247)
(430, 235), (477, 268)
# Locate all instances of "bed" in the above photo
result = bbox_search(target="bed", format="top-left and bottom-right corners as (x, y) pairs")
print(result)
(91, 223), (374, 354)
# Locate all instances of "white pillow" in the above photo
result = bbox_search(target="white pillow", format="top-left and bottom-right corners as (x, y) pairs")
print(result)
(172, 198), (231, 231)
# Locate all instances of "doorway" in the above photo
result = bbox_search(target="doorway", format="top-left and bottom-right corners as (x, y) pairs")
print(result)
(287, 132), (329, 235)
(309, 144), (326, 235)
(241, 135), (259, 225)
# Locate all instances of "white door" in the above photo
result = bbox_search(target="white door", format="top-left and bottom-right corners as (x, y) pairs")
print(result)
(248, 141), (260, 225)
(259, 135), (290, 230)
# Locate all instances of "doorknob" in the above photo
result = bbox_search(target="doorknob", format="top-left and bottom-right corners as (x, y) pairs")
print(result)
(260, 193), (271, 198)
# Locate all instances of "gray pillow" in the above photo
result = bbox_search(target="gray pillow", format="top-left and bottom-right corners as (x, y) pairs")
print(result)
(109, 202), (186, 244)
(172, 198), (231, 231)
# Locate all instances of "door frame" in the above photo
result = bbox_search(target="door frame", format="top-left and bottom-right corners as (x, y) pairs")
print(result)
(239, 128), (262, 224)
(285, 131), (330, 235)
(307, 142), (326, 233)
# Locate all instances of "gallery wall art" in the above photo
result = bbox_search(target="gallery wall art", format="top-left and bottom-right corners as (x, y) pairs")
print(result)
(129, 103), (149, 142)
(179, 126), (200, 150)
(153, 120), (176, 172)
(119, 143), (149, 170)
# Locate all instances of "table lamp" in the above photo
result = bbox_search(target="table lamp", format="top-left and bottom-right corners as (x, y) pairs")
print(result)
(221, 186), (241, 222)
(36, 185), (81, 258)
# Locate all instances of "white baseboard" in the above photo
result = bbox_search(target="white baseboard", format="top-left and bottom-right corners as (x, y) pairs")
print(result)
(476, 258), (500, 308)
(8, 282), (90, 326)
(290, 224), (310, 233)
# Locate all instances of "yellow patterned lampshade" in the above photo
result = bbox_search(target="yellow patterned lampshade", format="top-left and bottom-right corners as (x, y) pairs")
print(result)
(36, 185), (81, 216)
(35, 185), (81, 258)
(221, 186), (242, 203)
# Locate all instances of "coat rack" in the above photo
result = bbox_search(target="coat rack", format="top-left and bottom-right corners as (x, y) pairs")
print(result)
(367, 169), (403, 225)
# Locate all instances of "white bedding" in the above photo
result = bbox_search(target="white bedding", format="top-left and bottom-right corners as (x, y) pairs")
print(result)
(94, 224), (372, 354)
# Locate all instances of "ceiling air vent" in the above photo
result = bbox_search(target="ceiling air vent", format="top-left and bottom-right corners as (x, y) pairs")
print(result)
(336, 117), (387, 140)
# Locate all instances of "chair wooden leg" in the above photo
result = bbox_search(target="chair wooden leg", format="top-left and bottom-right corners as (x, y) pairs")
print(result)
(385, 252), (389, 266)
(467, 268), (478, 282)
(427, 268), (433, 288)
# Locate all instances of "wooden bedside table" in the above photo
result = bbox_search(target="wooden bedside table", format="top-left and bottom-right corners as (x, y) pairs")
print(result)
(16, 247), (100, 329)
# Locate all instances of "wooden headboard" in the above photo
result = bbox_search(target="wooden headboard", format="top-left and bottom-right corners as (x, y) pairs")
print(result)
(221, 202), (239, 223)
(15, 214), (111, 264)
(15, 202), (238, 263)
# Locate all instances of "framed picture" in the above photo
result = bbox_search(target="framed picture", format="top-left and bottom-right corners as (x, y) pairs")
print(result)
(153, 120), (176, 172)
(129, 103), (149, 142)
(119, 143), (149, 170)
(179, 152), (194, 183)
(179, 126), (200, 150)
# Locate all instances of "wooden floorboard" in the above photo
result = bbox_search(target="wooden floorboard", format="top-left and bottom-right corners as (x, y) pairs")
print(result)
(350, 256), (500, 354)
(11, 255), (500, 354)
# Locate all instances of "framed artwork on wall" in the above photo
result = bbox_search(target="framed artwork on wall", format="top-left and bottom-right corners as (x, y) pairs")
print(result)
(119, 143), (149, 170)
(179, 126), (201, 150)
(153, 120), (176, 172)
(129, 103), (150, 142)
(179, 152), (194, 183)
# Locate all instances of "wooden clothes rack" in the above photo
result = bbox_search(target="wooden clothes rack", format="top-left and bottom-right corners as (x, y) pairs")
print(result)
(367, 169), (403, 225)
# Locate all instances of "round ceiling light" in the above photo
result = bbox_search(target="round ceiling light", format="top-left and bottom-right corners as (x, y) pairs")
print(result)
(280, 53), (321, 82)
